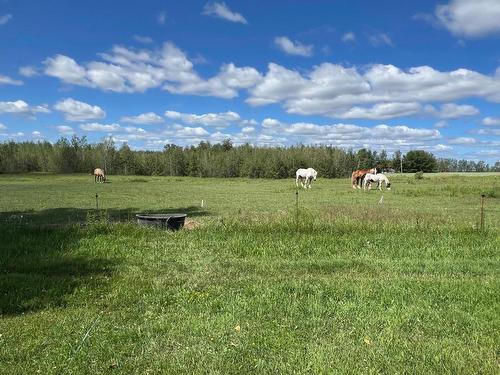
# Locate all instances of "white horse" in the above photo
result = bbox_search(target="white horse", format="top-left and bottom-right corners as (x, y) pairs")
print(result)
(363, 173), (391, 190)
(93, 168), (106, 183)
(296, 168), (317, 189)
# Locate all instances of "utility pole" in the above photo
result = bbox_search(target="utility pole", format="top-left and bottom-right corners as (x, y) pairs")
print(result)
(400, 153), (403, 174)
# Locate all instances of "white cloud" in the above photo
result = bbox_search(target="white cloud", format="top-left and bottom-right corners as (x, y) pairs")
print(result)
(478, 128), (500, 136)
(425, 103), (479, 119)
(45, 55), (88, 85)
(335, 102), (422, 120)
(342, 32), (356, 43)
(261, 118), (283, 128)
(134, 35), (153, 44)
(202, 2), (247, 24)
(0, 131), (25, 139)
(435, 0), (500, 38)
(171, 125), (210, 138)
(271, 121), (441, 149)
(0, 100), (50, 118)
(43, 42), (261, 98)
(54, 98), (106, 122)
(19, 66), (39, 77)
(434, 120), (449, 128)
(56, 125), (75, 135)
(274, 36), (313, 57)
(0, 123), (6, 130)
(32, 131), (43, 138)
(80, 123), (121, 132)
(241, 126), (255, 134)
(483, 117), (500, 126)
(157, 12), (166, 25)
(368, 32), (393, 47)
(0, 14), (12, 26)
(124, 126), (147, 134)
(247, 62), (500, 119)
(165, 110), (241, 128)
(121, 112), (164, 124)
(0, 75), (23, 86)
(448, 137), (477, 144)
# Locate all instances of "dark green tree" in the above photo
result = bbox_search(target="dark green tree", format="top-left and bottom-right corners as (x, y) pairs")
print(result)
(403, 150), (437, 173)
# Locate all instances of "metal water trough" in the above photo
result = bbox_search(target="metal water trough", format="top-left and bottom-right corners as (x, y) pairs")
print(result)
(136, 213), (187, 230)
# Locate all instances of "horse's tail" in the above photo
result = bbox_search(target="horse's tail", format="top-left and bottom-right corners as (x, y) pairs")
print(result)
(351, 171), (357, 184)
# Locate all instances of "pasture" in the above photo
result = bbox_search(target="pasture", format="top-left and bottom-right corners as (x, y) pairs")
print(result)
(0, 173), (499, 374)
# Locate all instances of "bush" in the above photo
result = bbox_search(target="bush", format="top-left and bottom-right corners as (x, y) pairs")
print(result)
(415, 171), (424, 180)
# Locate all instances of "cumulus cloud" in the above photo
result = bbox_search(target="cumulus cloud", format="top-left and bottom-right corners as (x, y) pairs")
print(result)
(202, 2), (247, 24)
(435, 0), (500, 38)
(334, 102), (422, 120)
(261, 118), (283, 128)
(448, 137), (477, 144)
(54, 98), (106, 122)
(79, 123), (121, 132)
(0, 75), (23, 86)
(43, 42), (261, 98)
(425, 103), (479, 119)
(0, 100), (50, 118)
(171, 125), (210, 137)
(0, 14), (12, 26)
(56, 125), (75, 135)
(478, 128), (500, 136)
(121, 112), (164, 124)
(282, 123), (440, 141)
(247, 62), (500, 119)
(241, 126), (255, 133)
(274, 36), (313, 57)
(19, 66), (39, 77)
(434, 120), (449, 128)
(0, 123), (6, 131)
(165, 110), (241, 128)
(368, 32), (393, 47)
(342, 32), (356, 43)
(483, 117), (500, 126)
(134, 35), (153, 44)
(32, 131), (43, 138)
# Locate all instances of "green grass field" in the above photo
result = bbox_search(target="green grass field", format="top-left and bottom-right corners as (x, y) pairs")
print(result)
(1, 173), (499, 374)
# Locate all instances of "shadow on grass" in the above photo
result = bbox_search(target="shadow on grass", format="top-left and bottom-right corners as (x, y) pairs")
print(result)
(0, 205), (210, 226)
(0, 205), (209, 315)
(0, 224), (115, 316)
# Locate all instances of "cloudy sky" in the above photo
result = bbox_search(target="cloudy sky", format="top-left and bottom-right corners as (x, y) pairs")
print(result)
(1, 0), (499, 162)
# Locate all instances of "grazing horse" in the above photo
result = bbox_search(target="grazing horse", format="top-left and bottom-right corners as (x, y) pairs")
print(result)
(296, 168), (317, 189)
(351, 168), (377, 189)
(93, 168), (106, 183)
(363, 173), (391, 190)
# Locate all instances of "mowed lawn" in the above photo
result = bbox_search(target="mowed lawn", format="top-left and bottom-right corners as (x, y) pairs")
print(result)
(0, 173), (499, 374)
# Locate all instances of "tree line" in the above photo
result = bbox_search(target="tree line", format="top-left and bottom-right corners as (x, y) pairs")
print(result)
(0, 137), (498, 177)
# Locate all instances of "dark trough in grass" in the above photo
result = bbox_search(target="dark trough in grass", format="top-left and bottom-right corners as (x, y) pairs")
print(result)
(136, 213), (187, 230)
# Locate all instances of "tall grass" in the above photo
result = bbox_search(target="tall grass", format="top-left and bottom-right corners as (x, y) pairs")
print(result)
(0, 174), (499, 373)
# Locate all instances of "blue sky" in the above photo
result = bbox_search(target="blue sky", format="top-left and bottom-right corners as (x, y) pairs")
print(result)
(0, 0), (499, 162)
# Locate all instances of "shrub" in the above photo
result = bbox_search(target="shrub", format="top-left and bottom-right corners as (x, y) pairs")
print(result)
(415, 171), (424, 180)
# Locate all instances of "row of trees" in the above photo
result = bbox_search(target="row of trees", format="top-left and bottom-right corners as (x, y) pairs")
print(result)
(1, 137), (498, 177)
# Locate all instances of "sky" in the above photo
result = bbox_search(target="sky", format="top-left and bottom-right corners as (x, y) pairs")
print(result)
(0, 0), (499, 163)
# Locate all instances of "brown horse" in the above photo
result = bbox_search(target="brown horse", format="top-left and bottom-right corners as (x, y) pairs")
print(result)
(351, 168), (376, 189)
(93, 168), (106, 183)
